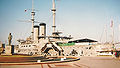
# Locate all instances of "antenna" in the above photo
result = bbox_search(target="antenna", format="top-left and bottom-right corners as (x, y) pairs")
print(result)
(51, 0), (56, 34)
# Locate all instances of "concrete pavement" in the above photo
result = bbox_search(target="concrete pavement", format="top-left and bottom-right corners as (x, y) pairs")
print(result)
(0, 56), (120, 68)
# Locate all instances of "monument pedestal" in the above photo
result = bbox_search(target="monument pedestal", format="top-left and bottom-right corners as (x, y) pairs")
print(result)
(5, 45), (12, 55)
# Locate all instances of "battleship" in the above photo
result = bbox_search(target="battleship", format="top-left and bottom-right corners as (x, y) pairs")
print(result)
(17, 0), (72, 56)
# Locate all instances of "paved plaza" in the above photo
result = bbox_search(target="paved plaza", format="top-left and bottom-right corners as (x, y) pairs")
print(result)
(0, 56), (120, 68)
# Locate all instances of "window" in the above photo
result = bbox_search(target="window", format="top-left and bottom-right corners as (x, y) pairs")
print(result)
(89, 47), (92, 49)
(86, 47), (88, 49)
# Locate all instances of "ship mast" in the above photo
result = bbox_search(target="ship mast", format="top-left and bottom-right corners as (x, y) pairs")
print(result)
(111, 20), (114, 48)
(51, 0), (56, 34)
(31, 0), (35, 40)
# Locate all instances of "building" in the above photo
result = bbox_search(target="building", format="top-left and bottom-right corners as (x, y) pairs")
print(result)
(58, 38), (98, 56)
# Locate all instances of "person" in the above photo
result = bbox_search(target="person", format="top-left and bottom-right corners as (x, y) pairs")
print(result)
(111, 50), (115, 58)
(8, 33), (12, 45)
(115, 52), (117, 57)
(115, 51), (119, 58)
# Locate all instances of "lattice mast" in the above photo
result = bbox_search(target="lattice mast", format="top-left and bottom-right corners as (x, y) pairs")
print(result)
(31, 0), (35, 40)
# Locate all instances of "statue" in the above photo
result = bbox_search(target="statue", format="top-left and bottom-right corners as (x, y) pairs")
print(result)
(8, 33), (12, 46)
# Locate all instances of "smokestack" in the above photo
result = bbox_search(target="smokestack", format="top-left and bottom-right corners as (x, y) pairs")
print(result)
(39, 23), (46, 38)
(34, 25), (39, 43)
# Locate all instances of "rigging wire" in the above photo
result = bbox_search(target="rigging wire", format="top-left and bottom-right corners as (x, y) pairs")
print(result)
(99, 24), (108, 44)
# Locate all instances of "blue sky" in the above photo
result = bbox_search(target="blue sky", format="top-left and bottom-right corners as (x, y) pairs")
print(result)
(0, 0), (120, 44)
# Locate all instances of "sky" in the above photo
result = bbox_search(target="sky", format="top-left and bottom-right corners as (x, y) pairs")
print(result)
(0, 0), (120, 44)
